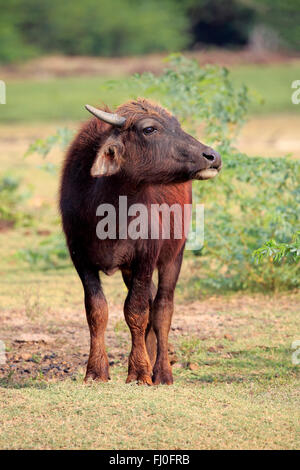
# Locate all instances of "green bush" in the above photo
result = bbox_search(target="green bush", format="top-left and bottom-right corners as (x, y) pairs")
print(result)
(0, 174), (32, 225)
(193, 153), (300, 293)
(254, 232), (300, 264)
(15, 233), (69, 267)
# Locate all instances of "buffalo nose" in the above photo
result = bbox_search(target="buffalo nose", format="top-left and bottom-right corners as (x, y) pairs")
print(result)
(202, 147), (222, 169)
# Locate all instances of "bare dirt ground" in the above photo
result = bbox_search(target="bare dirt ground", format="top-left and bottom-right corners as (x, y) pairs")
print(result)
(236, 114), (300, 157)
(1, 48), (299, 80)
(0, 292), (298, 382)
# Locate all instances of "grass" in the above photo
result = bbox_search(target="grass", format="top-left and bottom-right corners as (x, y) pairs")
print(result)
(231, 63), (300, 115)
(1, 378), (299, 449)
(1, 63), (300, 123)
(1, 293), (299, 450)
(0, 227), (299, 449)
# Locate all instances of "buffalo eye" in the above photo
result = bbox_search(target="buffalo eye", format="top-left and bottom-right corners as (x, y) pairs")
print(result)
(143, 126), (156, 135)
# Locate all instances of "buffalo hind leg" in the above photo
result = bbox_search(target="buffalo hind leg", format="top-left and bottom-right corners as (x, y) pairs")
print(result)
(123, 267), (153, 385)
(145, 281), (157, 367)
(77, 265), (110, 382)
(152, 248), (184, 385)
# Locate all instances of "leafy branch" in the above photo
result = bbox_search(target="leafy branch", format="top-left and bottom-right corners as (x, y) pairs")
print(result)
(253, 232), (300, 264)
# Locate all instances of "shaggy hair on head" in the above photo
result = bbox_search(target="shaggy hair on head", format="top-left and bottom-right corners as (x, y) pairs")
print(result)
(116, 98), (175, 129)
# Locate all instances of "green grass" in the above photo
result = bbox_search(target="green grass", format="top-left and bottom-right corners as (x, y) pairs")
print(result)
(1, 63), (300, 123)
(2, 76), (117, 123)
(1, 378), (299, 449)
(1, 316), (299, 451)
(1, 223), (299, 449)
(0, 241), (299, 449)
(231, 63), (300, 115)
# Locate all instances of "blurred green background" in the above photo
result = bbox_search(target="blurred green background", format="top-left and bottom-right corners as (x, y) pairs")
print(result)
(0, 0), (299, 63)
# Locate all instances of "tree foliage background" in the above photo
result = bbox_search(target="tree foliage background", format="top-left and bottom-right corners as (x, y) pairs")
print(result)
(0, 0), (299, 63)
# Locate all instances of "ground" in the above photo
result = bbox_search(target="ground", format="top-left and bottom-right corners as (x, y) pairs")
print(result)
(0, 53), (299, 449)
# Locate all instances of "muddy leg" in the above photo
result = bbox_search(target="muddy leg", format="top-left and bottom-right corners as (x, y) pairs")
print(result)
(77, 266), (109, 382)
(122, 269), (157, 368)
(152, 249), (184, 385)
(145, 281), (157, 367)
(123, 267), (153, 385)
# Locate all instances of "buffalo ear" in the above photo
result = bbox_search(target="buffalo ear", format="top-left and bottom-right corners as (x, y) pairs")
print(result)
(91, 142), (124, 177)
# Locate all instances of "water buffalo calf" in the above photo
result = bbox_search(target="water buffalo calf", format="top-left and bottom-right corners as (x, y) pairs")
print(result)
(60, 98), (221, 385)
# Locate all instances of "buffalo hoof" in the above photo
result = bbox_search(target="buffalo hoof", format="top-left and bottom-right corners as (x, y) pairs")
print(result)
(126, 373), (153, 386)
(152, 368), (173, 385)
(84, 370), (110, 383)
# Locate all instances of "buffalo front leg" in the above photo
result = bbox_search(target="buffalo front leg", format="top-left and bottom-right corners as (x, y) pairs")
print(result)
(152, 294), (174, 385)
(122, 268), (157, 367)
(124, 269), (153, 385)
(77, 266), (110, 382)
(152, 249), (184, 385)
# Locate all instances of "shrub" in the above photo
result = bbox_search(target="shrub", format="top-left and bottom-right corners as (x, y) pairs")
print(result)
(0, 174), (32, 226)
(254, 232), (300, 264)
(193, 153), (300, 293)
(15, 233), (69, 267)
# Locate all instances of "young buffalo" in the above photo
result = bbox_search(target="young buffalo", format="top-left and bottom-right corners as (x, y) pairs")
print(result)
(60, 98), (221, 385)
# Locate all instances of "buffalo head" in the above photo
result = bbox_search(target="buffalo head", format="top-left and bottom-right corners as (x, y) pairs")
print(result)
(85, 99), (222, 184)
